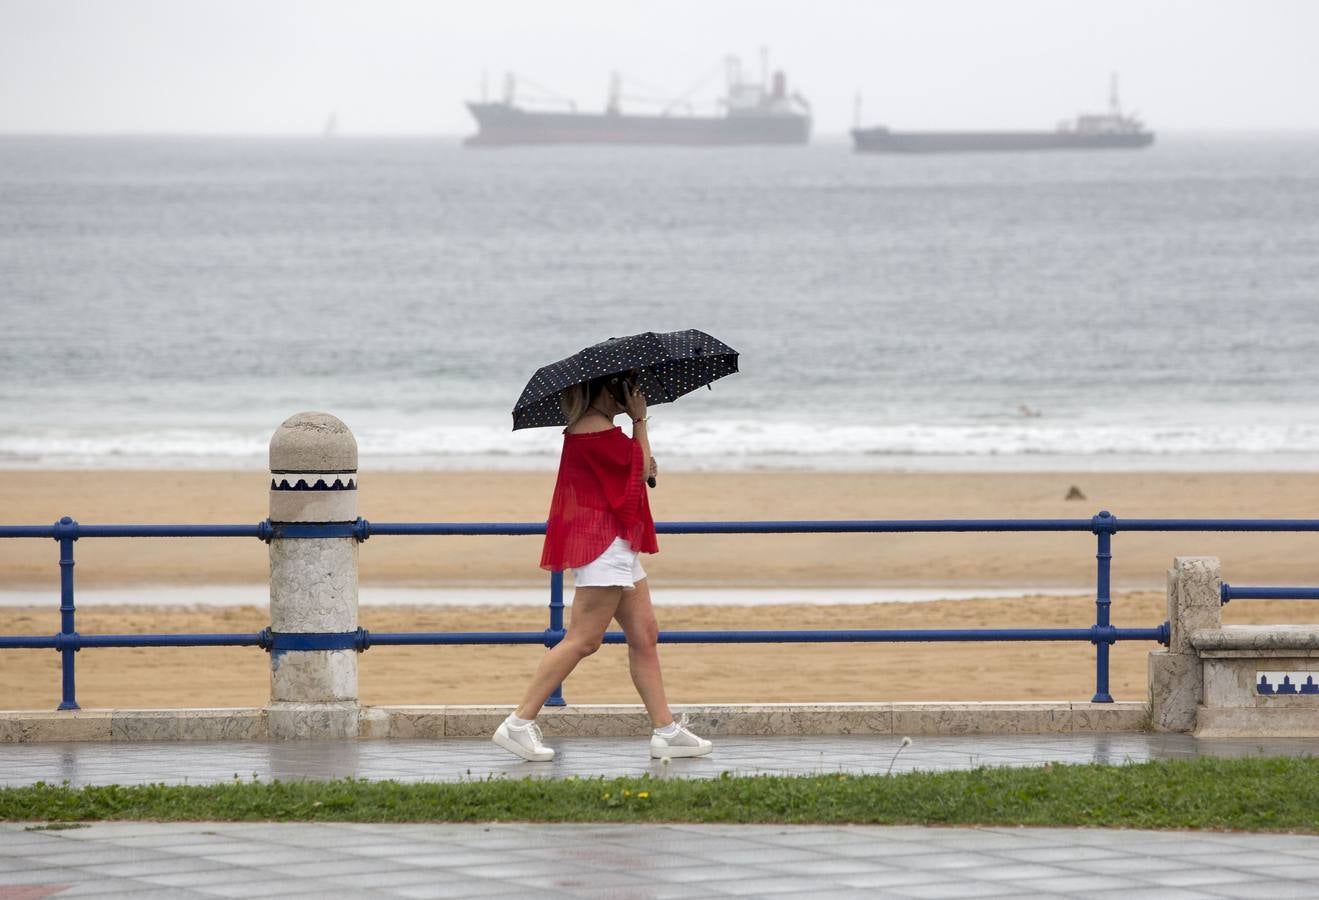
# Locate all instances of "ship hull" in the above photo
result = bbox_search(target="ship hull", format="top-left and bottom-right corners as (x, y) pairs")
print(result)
(466, 103), (811, 147)
(851, 128), (1154, 154)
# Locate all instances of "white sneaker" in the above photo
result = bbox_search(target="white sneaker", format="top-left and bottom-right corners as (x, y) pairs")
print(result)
(493, 719), (555, 762)
(650, 714), (713, 759)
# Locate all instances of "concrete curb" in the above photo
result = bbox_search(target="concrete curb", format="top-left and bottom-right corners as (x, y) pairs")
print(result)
(0, 701), (1148, 743)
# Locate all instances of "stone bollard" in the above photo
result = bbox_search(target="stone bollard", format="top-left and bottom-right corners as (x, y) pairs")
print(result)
(266, 413), (361, 739)
(1147, 556), (1222, 732)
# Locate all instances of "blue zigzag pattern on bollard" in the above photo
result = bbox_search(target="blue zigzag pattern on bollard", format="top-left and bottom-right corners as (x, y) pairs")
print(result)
(1257, 672), (1319, 696)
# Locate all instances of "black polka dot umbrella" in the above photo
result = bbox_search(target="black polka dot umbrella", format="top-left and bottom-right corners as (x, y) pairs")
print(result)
(512, 330), (739, 430)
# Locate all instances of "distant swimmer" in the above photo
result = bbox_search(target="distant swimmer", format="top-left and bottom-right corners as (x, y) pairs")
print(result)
(1018, 404), (1043, 418)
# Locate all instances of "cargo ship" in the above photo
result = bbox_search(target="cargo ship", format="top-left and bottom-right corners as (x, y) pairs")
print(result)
(464, 56), (811, 147)
(852, 76), (1153, 154)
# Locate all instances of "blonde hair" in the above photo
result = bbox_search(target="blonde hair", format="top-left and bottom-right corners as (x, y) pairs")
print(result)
(559, 382), (590, 426)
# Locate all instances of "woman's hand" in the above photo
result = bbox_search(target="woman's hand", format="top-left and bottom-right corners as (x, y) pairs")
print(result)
(647, 457), (658, 480)
(622, 382), (647, 421)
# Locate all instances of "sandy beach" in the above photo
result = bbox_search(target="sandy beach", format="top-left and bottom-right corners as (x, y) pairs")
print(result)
(3, 470), (1318, 710)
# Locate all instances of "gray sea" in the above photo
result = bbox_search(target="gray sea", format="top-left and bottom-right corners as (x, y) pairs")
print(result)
(2, 134), (1317, 471)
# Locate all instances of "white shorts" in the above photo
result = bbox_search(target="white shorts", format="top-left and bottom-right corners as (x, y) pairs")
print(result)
(571, 537), (647, 589)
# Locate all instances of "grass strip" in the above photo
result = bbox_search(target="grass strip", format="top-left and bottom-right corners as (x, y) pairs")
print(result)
(2, 756), (1317, 831)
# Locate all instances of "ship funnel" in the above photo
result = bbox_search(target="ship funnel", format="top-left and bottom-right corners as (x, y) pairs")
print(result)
(772, 70), (787, 100)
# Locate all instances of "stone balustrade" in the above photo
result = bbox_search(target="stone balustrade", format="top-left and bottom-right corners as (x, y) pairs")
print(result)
(1149, 557), (1319, 736)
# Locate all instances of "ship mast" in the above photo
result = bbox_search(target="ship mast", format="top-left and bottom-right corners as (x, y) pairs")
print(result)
(1109, 72), (1121, 116)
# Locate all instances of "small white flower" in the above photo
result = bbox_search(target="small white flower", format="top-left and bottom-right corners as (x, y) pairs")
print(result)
(886, 736), (913, 776)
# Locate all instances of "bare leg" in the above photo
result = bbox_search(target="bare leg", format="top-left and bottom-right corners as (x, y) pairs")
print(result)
(614, 578), (673, 728)
(515, 586), (621, 720)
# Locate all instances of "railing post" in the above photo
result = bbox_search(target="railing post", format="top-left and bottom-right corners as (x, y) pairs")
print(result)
(1091, 510), (1116, 703)
(54, 516), (79, 710)
(267, 413), (361, 739)
(1148, 556), (1219, 731)
(545, 570), (566, 706)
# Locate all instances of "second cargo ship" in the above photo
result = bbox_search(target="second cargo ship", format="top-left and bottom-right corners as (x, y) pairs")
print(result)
(465, 56), (811, 147)
(853, 76), (1153, 154)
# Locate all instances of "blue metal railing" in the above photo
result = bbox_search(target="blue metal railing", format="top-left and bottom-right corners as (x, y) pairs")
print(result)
(1220, 584), (1319, 604)
(4, 510), (1319, 712)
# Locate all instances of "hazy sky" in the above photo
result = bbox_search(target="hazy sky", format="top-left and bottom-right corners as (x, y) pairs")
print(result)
(2, 0), (1317, 135)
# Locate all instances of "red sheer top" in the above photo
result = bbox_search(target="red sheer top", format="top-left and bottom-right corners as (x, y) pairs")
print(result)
(540, 426), (658, 571)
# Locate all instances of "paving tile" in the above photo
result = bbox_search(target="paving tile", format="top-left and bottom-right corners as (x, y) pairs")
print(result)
(193, 880), (339, 898)
(816, 842), (932, 860)
(1138, 838), (1283, 857)
(508, 868), (658, 894)
(642, 863), (769, 884)
(198, 848), (337, 868)
(321, 868), (455, 890)
(698, 846), (831, 866)
(769, 890), (892, 900)
(1175, 850), (1313, 870)
(1260, 861), (1319, 880)
(91, 833), (244, 850)
(568, 887), (698, 900)
(265, 858), (405, 879)
(55, 881), (176, 897)
(1082, 889), (1228, 900)
(871, 852), (1006, 871)
(136, 867), (286, 889)
(132, 840), (258, 857)
(1070, 856), (1179, 876)
(30, 849), (176, 867)
(905, 831), (1060, 852)
(747, 828), (894, 848)
(0, 868), (101, 885)
(342, 841), (473, 858)
(707, 875), (855, 896)
(394, 883), (546, 900)
(87, 890), (213, 900)
(955, 862), (1079, 882)
(995, 844), (1124, 863)
(1136, 868), (1262, 888)
(1196, 881), (1319, 899)
(382, 851), (515, 869)
(833, 869), (956, 889)
(1007, 873), (1146, 892)
(447, 860), (611, 882)
(82, 857), (236, 879)
(890, 882), (1024, 899)
(762, 857), (891, 876)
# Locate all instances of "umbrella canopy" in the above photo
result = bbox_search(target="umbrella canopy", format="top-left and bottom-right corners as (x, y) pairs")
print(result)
(512, 329), (739, 430)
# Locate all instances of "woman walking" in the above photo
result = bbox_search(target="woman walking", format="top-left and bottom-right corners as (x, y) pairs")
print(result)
(493, 371), (713, 762)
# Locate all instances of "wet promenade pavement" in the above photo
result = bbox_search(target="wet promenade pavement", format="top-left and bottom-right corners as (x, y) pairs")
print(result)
(3, 732), (1315, 788)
